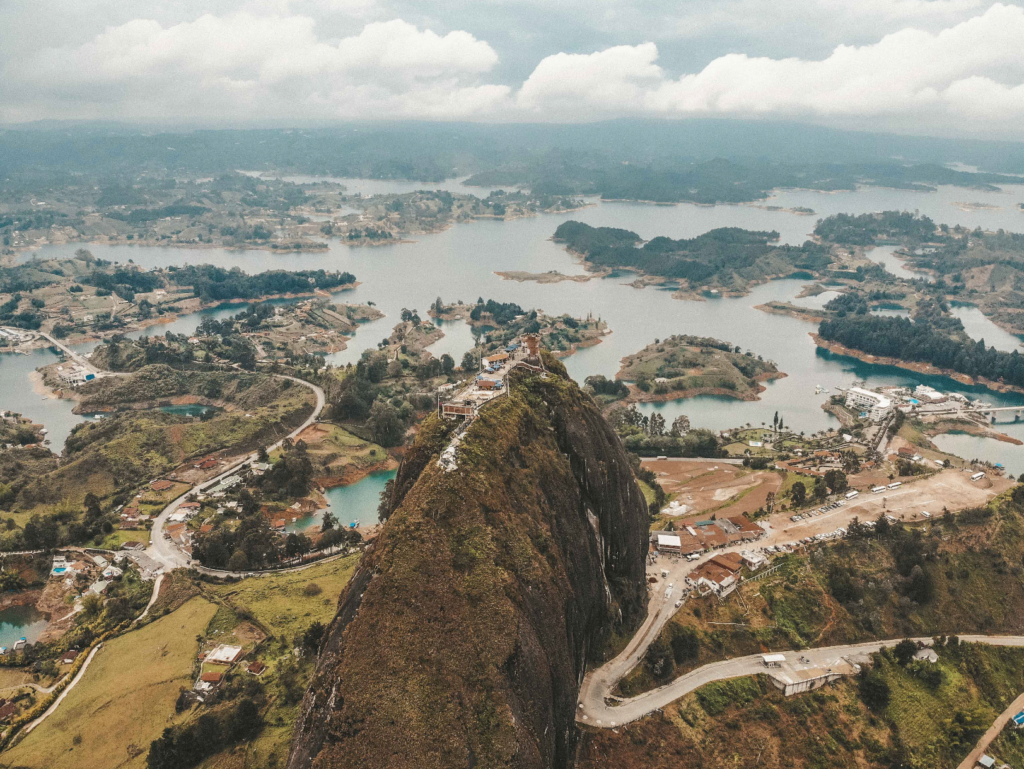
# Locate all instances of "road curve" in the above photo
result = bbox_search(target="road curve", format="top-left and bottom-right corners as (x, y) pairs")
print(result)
(20, 643), (103, 736)
(956, 689), (1024, 769)
(578, 635), (1024, 727)
(146, 374), (326, 576)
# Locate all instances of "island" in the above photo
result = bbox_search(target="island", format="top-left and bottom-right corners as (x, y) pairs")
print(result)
(614, 335), (785, 402)
(552, 220), (832, 297)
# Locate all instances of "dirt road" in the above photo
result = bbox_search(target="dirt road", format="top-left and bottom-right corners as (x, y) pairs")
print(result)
(956, 690), (1024, 769)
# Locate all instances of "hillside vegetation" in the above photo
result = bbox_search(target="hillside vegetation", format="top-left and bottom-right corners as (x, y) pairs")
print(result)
(288, 354), (649, 769)
(616, 334), (782, 399)
(593, 486), (1024, 769)
(554, 221), (831, 294)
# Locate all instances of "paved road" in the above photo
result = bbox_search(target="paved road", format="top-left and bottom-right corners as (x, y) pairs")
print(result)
(578, 635), (1024, 727)
(36, 332), (103, 376)
(956, 689), (1024, 769)
(20, 643), (103, 736)
(146, 374), (326, 575)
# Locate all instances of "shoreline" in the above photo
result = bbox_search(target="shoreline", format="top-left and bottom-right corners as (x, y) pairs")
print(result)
(622, 371), (787, 404)
(812, 334), (1024, 396)
(922, 421), (1023, 446)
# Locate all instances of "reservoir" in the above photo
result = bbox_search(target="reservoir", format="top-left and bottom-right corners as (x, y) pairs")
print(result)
(8, 181), (1024, 492)
(286, 470), (397, 532)
(0, 604), (49, 649)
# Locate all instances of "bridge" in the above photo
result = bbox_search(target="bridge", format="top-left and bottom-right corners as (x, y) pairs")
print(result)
(35, 332), (102, 375)
(974, 405), (1024, 423)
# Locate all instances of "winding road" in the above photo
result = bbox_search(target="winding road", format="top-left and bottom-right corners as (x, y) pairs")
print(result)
(146, 373), (326, 577)
(578, 635), (1024, 727)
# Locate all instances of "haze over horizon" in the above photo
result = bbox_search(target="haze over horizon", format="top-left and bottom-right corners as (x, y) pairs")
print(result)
(4, 0), (1024, 140)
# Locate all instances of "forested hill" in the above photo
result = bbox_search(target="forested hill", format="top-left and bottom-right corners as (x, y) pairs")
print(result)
(813, 211), (942, 245)
(553, 220), (829, 291)
(818, 314), (1024, 389)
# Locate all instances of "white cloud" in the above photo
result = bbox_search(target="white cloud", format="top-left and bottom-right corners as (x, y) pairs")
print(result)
(513, 3), (1024, 136)
(3, 3), (1024, 136)
(1, 14), (506, 122)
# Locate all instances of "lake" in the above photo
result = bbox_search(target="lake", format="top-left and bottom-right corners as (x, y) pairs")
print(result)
(285, 470), (397, 533)
(0, 604), (49, 649)
(9, 181), (1024, 519)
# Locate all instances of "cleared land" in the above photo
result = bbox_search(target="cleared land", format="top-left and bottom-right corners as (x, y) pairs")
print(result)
(3, 596), (218, 769)
(643, 459), (781, 520)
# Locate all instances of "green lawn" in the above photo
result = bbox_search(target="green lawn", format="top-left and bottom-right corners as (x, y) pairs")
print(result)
(3, 597), (218, 769)
(213, 554), (360, 642)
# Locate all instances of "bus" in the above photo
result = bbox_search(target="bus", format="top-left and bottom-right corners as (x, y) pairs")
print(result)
(971, 472), (986, 482)
(871, 486), (886, 494)
(887, 482), (902, 490)
(845, 490), (859, 499)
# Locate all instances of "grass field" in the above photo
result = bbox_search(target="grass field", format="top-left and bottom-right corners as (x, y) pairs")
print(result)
(213, 554), (360, 642)
(2, 597), (217, 769)
(97, 528), (152, 550)
(201, 555), (362, 768)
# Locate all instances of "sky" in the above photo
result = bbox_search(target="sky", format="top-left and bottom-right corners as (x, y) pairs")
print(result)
(2, 0), (1024, 138)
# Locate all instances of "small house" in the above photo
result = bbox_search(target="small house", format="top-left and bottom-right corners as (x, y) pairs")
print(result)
(62, 650), (80, 665)
(150, 479), (175, 492)
(207, 644), (244, 665)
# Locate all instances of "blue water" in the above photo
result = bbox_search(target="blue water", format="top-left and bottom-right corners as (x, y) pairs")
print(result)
(0, 605), (49, 648)
(286, 469), (397, 531)
(9, 181), (1024, 470)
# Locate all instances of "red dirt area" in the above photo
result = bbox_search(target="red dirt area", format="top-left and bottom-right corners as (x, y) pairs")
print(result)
(642, 459), (782, 519)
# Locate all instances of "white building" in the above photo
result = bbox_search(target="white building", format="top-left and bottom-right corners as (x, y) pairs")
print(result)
(656, 534), (682, 554)
(913, 385), (947, 404)
(844, 387), (893, 421)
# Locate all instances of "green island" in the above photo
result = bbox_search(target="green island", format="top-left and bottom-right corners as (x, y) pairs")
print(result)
(552, 220), (832, 296)
(613, 335), (784, 402)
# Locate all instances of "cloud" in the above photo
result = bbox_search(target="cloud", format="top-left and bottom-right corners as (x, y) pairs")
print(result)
(3, 3), (1024, 137)
(514, 3), (1024, 136)
(1, 14), (507, 122)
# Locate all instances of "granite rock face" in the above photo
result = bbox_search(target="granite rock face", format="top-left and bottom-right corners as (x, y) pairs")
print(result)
(288, 358), (648, 769)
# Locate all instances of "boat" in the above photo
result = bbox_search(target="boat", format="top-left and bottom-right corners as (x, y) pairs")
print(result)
(348, 519), (361, 529)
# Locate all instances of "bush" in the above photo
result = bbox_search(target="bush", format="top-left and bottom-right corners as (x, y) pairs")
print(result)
(858, 668), (891, 712)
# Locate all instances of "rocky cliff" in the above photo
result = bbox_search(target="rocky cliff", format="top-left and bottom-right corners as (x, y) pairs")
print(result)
(288, 356), (649, 769)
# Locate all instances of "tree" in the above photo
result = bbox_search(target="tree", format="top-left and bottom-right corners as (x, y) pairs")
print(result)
(367, 399), (404, 447)
(227, 550), (250, 571)
(858, 668), (891, 711)
(439, 353), (455, 375)
(321, 511), (338, 532)
(905, 564), (934, 603)
(669, 415), (690, 437)
(302, 620), (326, 653)
(813, 477), (828, 501)
(894, 638), (918, 666)
(82, 593), (104, 618)
(461, 351), (477, 371)
(377, 478), (395, 522)
(790, 481), (806, 506)
(648, 413), (666, 437)
(225, 698), (262, 742)
(823, 469), (848, 495)
(773, 411), (779, 431)
(670, 627), (700, 663)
